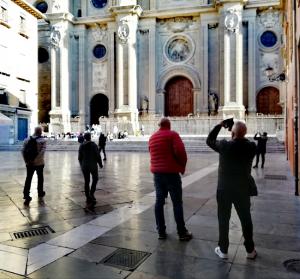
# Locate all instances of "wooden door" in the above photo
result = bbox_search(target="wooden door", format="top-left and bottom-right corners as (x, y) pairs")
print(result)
(256, 87), (282, 115)
(165, 76), (193, 116)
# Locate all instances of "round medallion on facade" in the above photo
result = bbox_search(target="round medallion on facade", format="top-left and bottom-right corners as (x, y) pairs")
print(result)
(93, 44), (107, 59)
(224, 12), (239, 32)
(118, 22), (130, 44)
(260, 31), (278, 48)
(165, 35), (193, 63)
(90, 0), (107, 9)
(34, 1), (48, 13)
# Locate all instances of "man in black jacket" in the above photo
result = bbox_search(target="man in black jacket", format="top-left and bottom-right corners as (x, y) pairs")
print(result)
(206, 121), (257, 260)
(253, 132), (268, 168)
(78, 132), (103, 205)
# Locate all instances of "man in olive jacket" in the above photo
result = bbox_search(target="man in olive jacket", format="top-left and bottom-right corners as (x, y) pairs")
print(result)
(206, 121), (257, 260)
(78, 132), (103, 204)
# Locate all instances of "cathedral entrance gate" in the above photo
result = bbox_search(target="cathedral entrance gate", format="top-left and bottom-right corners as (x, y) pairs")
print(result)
(90, 94), (109, 125)
(165, 76), (193, 117)
(256, 87), (282, 115)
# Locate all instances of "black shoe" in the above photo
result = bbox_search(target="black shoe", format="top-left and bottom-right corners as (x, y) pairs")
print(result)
(38, 191), (45, 198)
(253, 165), (258, 169)
(158, 232), (167, 240)
(179, 230), (193, 241)
(103, 158), (107, 161)
(23, 196), (32, 205)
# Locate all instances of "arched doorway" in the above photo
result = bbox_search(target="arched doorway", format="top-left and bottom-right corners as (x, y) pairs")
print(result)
(90, 94), (109, 125)
(165, 76), (193, 116)
(256, 87), (282, 115)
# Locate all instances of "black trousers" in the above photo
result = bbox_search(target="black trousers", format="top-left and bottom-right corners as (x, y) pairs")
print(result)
(99, 146), (106, 159)
(82, 167), (98, 200)
(23, 165), (44, 198)
(254, 152), (265, 167)
(217, 190), (254, 253)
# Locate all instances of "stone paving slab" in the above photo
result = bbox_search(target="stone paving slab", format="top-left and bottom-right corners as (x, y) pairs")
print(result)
(0, 152), (300, 278)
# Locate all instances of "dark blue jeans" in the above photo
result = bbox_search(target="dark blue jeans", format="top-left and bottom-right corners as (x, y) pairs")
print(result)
(154, 173), (186, 235)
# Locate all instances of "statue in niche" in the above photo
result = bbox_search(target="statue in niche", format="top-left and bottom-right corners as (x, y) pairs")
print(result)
(208, 92), (219, 116)
(141, 96), (149, 115)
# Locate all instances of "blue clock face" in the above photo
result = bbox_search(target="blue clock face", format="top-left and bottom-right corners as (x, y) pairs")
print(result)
(91, 0), (107, 9)
(260, 31), (277, 48)
(35, 1), (48, 13)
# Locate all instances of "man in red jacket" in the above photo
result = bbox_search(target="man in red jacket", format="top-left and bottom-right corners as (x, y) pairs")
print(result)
(149, 118), (192, 241)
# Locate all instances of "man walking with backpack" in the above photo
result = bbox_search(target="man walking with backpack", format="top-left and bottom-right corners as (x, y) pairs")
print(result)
(22, 126), (47, 205)
(78, 132), (103, 207)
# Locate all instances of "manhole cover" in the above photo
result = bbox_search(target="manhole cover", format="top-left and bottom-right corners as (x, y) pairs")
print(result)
(11, 226), (55, 240)
(264, 174), (287, 180)
(101, 248), (151, 271)
(283, 259), (300, 273)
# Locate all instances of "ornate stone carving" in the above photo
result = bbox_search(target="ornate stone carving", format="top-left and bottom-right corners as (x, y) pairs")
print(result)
(52, 0), (61, 11)
(50, 26), (61, 48)
(158, 17), (197, 33)
(118, 20), (129, 44)
(258, 9), (280, 29)
(91, 24), (108, 42)
(92, 62), (107, 91)
(224, 9), (240, 33)
(165, 35), (193, 63)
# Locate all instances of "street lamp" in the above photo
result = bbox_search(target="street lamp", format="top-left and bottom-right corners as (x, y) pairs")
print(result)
(264, 66), (286, 82)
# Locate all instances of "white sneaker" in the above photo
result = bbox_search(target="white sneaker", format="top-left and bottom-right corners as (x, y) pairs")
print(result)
(214, 246), (228, 259)
(247, 249), (257, 259)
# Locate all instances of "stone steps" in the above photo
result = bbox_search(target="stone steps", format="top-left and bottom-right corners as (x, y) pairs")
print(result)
(0, 137), (285, 153)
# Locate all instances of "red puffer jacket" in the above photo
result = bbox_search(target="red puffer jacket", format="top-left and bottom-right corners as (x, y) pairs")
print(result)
(149, 127), (187, 174)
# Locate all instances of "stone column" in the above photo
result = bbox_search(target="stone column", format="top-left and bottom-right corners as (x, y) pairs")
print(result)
(148, 19), (156, 115)
(200, 21), (209, 114)
(77, 26), (87, 131)
(111, 4), (143, 132)
(246, 12), (257, 113)
(193, 88), (202, 115)
(219, 1), (246, 119)
(107, 22), (116, 116)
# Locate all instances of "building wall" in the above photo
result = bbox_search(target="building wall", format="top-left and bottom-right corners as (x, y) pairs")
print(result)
(28, 0), (285, 132)
(0, 0), (41, 141)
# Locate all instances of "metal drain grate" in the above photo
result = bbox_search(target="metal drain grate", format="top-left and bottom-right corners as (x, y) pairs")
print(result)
(264, 174), (287, 180)
(283, 259), (300, 274)
(101, 248), (151, 271)
(11, 226), (55, 240)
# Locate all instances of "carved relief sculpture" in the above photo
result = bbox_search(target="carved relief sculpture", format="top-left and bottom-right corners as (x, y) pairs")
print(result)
(50, 26), (61, 49)
(166, 36), (192, 63)
(224, 9), (239, 33)
(118, 21), (129, 44)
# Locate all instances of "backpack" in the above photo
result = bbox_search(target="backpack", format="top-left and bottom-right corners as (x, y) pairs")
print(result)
(24, 136), (38, 162)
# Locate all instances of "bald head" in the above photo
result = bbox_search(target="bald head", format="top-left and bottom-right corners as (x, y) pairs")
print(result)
(231, 121), (247, 139)
(158, 117), (171, 129)
(34, 126), (42, 137)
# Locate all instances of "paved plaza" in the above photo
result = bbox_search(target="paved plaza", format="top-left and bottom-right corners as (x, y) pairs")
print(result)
(0, 151), (299, 278)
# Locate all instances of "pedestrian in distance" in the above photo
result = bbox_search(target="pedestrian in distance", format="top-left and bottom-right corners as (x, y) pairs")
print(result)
(253, 132), (268, 169)
(78, 133), (84, 144)
(148, 117), (192, 241)
(22, 126), (47, 205)
(98, 132), (107, 161)
(206, 120), (257, 260)
(78, 132), (103, 208)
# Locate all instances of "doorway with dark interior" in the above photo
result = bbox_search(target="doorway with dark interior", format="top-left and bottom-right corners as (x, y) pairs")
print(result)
(90, 94), (109, 125)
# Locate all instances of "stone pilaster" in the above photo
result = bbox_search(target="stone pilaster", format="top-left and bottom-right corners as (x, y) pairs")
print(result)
(77, 26), (87, 131)
(218, 1), (246, 119)
(110, 4), (143, 132)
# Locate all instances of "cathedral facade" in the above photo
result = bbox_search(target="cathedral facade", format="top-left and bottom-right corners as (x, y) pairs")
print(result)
(29, 0), (285, 133)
